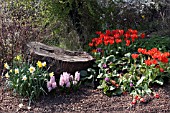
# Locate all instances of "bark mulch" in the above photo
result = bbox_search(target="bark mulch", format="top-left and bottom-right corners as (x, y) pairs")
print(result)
(0, 78), (170, 113)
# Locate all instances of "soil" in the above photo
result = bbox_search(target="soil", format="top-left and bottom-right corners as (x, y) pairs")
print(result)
(0, 78), (170, 113)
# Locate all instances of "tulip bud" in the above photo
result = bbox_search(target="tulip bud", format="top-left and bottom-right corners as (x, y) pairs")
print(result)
(140, 98), (145, 103)
(131, 99), (136, 105)
(110, 80), (116, 86)
(104, 77), (110, 82)
(154, 93), (160, 99)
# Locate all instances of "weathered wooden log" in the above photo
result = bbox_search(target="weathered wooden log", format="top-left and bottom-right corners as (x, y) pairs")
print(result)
(26, 42), (94, 75)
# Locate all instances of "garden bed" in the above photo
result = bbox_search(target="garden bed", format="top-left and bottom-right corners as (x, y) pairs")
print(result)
(0, 78), (169, 113)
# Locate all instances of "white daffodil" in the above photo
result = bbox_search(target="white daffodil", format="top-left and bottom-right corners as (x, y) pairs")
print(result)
(42, 62), (46, 67)
(29, 66), (35, 74)
(5, 72), (9, 78)
(4, 63), (10, 69)
(15, 68), (19, 74)
(22, 75), (27, 81)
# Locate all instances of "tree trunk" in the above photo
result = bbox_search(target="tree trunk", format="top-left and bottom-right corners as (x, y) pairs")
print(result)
(26, 42), (94, 76)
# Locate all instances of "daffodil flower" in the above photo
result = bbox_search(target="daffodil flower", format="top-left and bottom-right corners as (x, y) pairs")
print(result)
(42, 62), (46, 67)
(5, 72), (9, 78)
(15, 68), (19, 74)
(9, 69), (13, 73)
(22, 75), (27, 81)
(37, 61), (43, 68)
(15, 55), (21, 61)
(49, 72), (54, 77)
(29, 66), (35, 73)
(4, 63), (10, 69)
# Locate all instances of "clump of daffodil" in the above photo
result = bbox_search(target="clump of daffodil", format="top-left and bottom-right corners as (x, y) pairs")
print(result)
(49, 72), (54, 77)
(15, 68), (19, 74)
(37, 61), (43, 68)
(5, 61), (49, 105)
(4, 63), (10, 69)
(29, 66), (35, 73)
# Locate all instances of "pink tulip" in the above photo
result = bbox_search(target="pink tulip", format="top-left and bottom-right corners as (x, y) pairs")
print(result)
(66, 82), (70, 87)
(75, 71), (80, 81)
(52, 82), (57, 88)
(48, 87), (52, 92)
(59, 77), (65, 87)
(50, 76), (55, 83)
(72, 81), (78, 85)
(47, 81), (52, 88)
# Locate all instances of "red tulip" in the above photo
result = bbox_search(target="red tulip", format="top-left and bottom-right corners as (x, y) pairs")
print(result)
(154, 93), (160, 98)
(131, 54), (139, 59)
(140, 98), (145, 103)
(159, 68), (164, 72)
(140, 33), (145, 38)
(131, 99), (136, 105)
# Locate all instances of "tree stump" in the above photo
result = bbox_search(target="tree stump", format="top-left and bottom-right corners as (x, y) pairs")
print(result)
(26, 42), (94, 76)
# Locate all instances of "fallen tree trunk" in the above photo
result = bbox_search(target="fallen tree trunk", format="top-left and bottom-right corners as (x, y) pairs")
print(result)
(26, 42), (95, 76)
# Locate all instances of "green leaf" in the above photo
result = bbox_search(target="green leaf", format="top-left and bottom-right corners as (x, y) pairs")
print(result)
(109, 86), (115, 90)
(154, 78), (164, 85)
(97, 85), (103, 89)
(145, 88), (152, 94)
(136, 75), (145, 86)
(106, 55), (116, 62)
(97, 73), (103, 78)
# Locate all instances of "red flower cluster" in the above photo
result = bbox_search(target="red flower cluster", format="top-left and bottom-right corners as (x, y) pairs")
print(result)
(138, 48), (170, 65)
(89, 29), (145, 47)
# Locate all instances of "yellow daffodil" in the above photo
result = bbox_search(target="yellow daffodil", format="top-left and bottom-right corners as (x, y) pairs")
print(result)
(15, 68), (19, 74)
(29, 66), (35, 73)
(141, 15), (145, 19)
(15, 55), (21, 61)
(5, 72), (9, 78)
(37, 61), (42, 68)
(49, 72), (54, 77)
(42, 62), (46, 67)
(10, 69), (13, 73)
(4, 63), (10, 69)
(22, 75), (27, 81)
